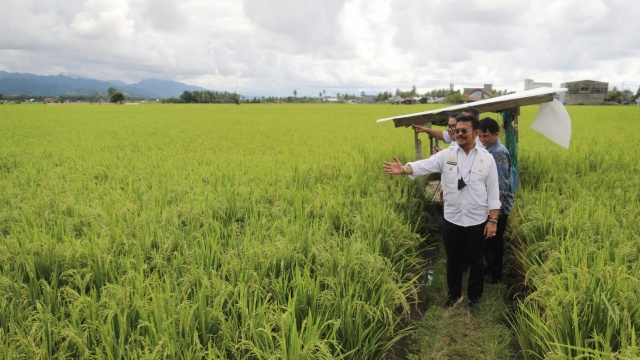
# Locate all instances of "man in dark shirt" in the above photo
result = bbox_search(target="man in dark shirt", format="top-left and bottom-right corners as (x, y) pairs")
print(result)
(478, 117), (514, 284)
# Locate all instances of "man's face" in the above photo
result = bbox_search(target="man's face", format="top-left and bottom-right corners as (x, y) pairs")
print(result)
(454, 121), (474, 148)
(447, 117), (457, 139)
(479, 130), (499, 148)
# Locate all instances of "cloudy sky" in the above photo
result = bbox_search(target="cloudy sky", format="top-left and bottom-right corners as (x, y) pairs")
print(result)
(1, 0), (639, 97)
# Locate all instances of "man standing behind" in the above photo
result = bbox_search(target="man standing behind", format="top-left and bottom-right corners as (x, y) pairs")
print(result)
(478, 117), (514, 284)
(413, 107), (484, 151)
(383, 114), (501, 308)
(412, 114), (458, 152)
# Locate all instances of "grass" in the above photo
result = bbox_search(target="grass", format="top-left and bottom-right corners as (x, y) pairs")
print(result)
(1, 102), (638, 359)
(508, 106), (640, 359)
(405, 104), (640, 359)
(0, 102), (435, 359)
(401, 199), (517, 360)
(408, 255), (516, 360)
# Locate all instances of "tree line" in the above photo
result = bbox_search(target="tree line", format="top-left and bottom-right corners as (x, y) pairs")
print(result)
(371, 86), (512, 103)
(605, 86), (640, 104)
(165, 90), (241, 104)
(1, 85), (638, 105)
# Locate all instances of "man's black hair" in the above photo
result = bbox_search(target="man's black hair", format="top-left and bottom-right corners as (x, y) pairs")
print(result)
(462, 106), (480, 119)
(455, 113), (480, 130)
(479, 117), (500, 134)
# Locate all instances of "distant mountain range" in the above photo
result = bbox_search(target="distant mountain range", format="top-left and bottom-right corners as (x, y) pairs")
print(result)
(0, 71), (212, 99)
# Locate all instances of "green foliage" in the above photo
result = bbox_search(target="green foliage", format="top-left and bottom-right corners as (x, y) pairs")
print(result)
(492, 89), (515, 96)
(445, 91), (463, 104)
(605, 87), (634, 103)
(424, 88), (449, 98)
(509, 106), (640, 359)
(374, 91), (393, 102)
(0, 103), (433, 359)
(109, 91), (125, 103)
(410, 270), (515, 360)
(6, 103), (636, 359)
(395, 86), (418, 98)
(174, 90), (241, 104)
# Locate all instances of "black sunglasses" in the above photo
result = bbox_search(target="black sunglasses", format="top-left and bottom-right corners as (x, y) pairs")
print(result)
(454, 128), (472, 134)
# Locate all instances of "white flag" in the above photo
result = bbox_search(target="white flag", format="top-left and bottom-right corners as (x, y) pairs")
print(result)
(530, 99), (572, 149)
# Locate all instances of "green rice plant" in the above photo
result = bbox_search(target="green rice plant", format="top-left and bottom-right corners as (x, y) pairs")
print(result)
(509, 105), (640, 359)
(0, 103), (433, 359)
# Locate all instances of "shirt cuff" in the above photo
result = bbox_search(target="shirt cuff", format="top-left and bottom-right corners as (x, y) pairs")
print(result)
(488, 200), (502, 210)
(405, 162), (419, 180)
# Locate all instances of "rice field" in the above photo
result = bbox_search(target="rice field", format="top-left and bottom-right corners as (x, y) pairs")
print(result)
(0, 103), (431, 359)
(0, 102), (639, 359)
(510, 105), (640, 359)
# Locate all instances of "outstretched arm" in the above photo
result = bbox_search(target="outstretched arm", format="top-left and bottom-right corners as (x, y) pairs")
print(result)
(412, 124), (445, 141)
(383, 156), (413, 175)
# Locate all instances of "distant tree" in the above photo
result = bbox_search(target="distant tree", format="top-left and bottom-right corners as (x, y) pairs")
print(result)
(374, 91), (392, 102)
(605, 87), (619, 102)
(107, 87), (118, 98)
(179, 91), (193, 103)
(605, 87), (632, 103)
(393, 86), (418, 99)
(110, 91), (125, 103)
(492, 89), (513, 97)
(425, 88), (448, 98)
(175, 90), (241, 104)
(445, 91), (463, 104)
(635, 86), (640, 99)
(0, 93), (3, 101)
(293, 90), (297, 98)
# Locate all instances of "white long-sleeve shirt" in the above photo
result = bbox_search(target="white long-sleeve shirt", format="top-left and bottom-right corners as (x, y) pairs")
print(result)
(407, 145), (501, 227)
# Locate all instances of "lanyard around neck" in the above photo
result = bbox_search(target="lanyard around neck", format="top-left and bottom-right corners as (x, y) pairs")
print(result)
(456, 148), (476, 189)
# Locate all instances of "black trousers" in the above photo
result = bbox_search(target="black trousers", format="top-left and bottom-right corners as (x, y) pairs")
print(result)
(442, 219), (486, 302)
(484, 213), (509, 281)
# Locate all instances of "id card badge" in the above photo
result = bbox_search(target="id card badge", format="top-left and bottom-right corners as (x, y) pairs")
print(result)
(457, 177), (467, 190)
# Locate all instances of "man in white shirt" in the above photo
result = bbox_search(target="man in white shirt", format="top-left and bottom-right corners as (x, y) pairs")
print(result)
(383, 114), (501, 309)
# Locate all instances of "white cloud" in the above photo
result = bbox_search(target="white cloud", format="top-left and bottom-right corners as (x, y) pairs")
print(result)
(137, 0), (187, 32)
(243, 0), (351, 57)
(70, 0), (135, 39)
(1, 0), (639, 96)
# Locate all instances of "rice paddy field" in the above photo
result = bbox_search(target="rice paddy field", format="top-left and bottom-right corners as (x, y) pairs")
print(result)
(0, 102), (639, 359)
(511, 104), (640, 359)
